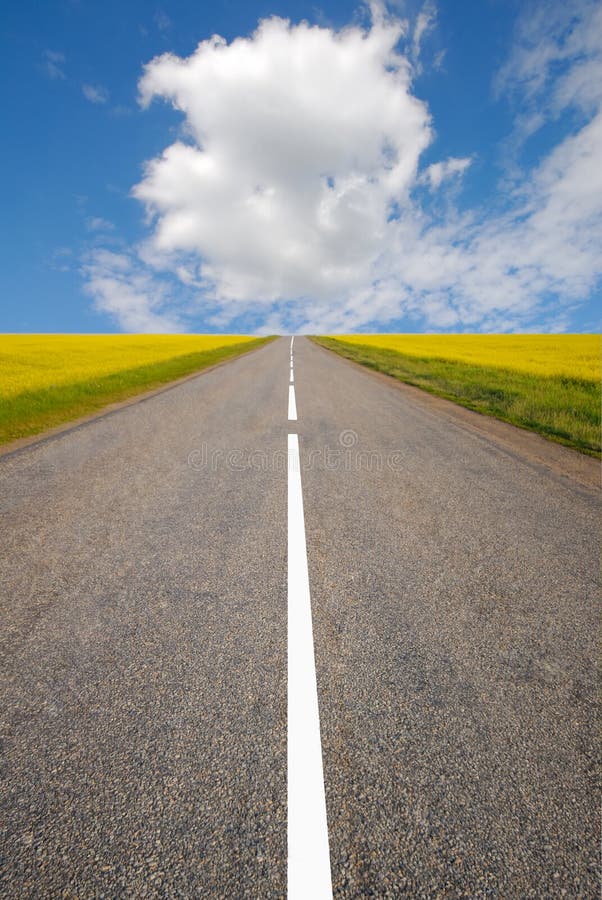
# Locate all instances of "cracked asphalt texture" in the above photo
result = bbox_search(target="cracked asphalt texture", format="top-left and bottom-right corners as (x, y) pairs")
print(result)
(1, 336), (600, 897)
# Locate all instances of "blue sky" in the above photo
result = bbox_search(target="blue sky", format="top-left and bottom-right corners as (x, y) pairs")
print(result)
(1, 0), (600, 334)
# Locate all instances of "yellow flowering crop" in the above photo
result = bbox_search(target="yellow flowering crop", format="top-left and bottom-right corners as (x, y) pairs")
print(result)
(335, 334), (600, 381)
(0, 334), (257, 400)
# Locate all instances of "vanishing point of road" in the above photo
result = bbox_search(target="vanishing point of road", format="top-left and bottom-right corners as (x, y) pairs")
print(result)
(0, 337), (599, 897)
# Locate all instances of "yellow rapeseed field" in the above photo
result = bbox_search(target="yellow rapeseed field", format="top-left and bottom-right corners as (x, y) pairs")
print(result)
(0, 333), (269, 445)
(335, 334), (601, 381)
(0, 334), (257, 400)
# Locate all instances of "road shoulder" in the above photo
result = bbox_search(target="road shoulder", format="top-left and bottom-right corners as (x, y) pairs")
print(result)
(311, 339), (600, 492)
(0, 339), (271, 462)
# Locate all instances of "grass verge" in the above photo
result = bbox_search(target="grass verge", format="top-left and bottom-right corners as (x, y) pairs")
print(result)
(0, 337), (273, 447)
(313, 336), (601, 457)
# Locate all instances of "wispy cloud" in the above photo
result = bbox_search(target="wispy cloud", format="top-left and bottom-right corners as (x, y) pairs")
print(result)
(81, 249), (184, 332)
(495, 0), (602, 160)
(82, 83), (110, 104)
(495, 0), (602, 110)
(85, 216), (114, 232)
(109, 104), (133, 118)
(432, 48), (446, 71)
(154, 9), (172, 34)
(49, 246), (73, 273)
(420, 156), (472, 190)
(41, 50), (66, 80)
(411, 1), (436, 71)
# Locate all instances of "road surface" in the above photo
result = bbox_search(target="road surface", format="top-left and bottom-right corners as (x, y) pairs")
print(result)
(0, 336), (599, 897)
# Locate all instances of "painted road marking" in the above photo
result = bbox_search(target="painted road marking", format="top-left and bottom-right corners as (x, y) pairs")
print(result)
(287, 434), (332, 899)
(288, 385), (297, 420)
(290, 335), (295, 353)
(290, 370), (294, 384)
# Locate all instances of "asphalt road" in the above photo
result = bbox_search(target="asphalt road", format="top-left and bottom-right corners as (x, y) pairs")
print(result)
(1, 336), (599, 897)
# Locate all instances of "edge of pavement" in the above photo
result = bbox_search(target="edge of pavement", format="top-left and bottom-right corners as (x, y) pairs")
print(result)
(310, 337), (601, 494)
(0, 337), (278, 462)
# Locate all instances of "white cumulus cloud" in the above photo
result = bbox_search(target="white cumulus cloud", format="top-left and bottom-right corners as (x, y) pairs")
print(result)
(133, 11), (430, 313)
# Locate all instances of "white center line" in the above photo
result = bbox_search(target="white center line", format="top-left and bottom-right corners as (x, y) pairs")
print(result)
(290, 335), (295, 353)
(288, 384), (297, 420)
(287, 434), (332, 899)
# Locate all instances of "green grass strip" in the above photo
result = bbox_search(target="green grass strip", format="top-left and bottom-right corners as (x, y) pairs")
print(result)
(0, 337), (274, 446)
(314, 337), (601, 457)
